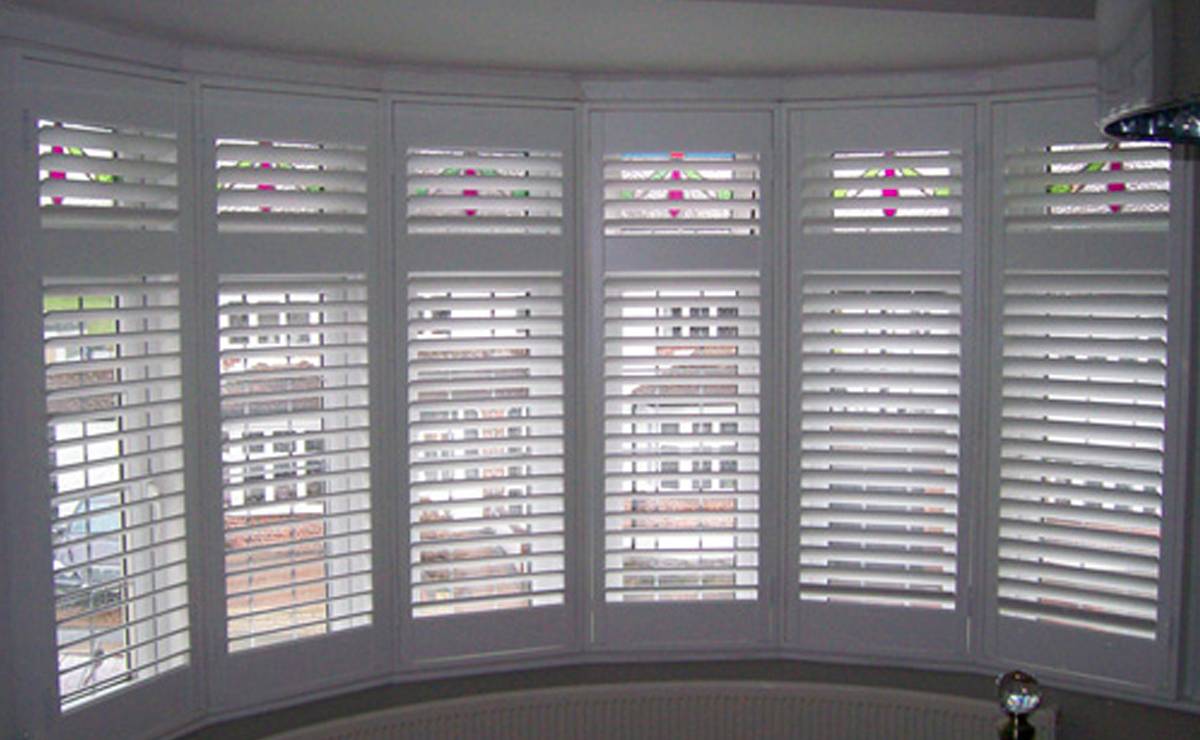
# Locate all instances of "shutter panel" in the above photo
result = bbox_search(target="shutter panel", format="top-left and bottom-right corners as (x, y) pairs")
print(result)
(216, 138), (368, 234)
(219, 274), (373, 652)
(396, 104), (574, 660)
(44, 276), (189, 708)
(800, 149), (962, 234)
(789, 104), (973, 657)
(39, 119), (178, 231)
(406, 148), (563, 235)
(991, 96), (1175, 689)
(406, 274), (566, 616)
(603, 273), (761, 602)
(998, 272), (1166, 640)
(1004, 142), (1170, 233)
(592, 110), (770, 646)
(798, 273), (961, 610)
(603, 152), (761, 236)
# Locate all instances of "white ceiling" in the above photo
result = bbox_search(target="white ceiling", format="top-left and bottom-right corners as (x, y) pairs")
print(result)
(8, 0), (1098, 76)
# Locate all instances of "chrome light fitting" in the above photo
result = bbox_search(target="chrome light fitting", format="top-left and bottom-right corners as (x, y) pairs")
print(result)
(1097, 0), (1200, 144)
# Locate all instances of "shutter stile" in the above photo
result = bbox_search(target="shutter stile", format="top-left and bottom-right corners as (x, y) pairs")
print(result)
(217, 139), (368, 234)
(798, 273), (961, 610)
(406, 148), (563, 235)
(1004, 142), (1170, 233)
(998, 272), (1166, 639)
(603, 273), (761, 602)
(39, 120), (179, 231)
(801, 150), (962, 234)
(603, 152), (761, 236)
(219, 274), (373, 652)
(407, 274), (566, 617)
(43, 276), (189, 708)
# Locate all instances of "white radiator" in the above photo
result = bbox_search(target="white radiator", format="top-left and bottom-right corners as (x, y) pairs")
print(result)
(270, 681), (1056, 740)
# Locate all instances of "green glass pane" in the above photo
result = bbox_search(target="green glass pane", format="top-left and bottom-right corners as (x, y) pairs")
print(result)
(81, 296), (116, 310)
(43, 295), (78, 312)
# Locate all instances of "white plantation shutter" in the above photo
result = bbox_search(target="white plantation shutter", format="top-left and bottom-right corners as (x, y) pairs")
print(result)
(43, 276), (189, 708)
(406, 274), (565, 617)
(800, 149), (962, 234)
(990, 96), (1176, 690)
(199, 91), (383, 704)
(218, 274), (372, 652)
(395, 103), (575, 661)
(1004, 142), (1170, 233)
(789, 104), (973, 657)
(216, 138), (368, 234)
(13, 61), (200, 730)
(405, 148), (563, 235)
(603, 273), (761, 603)
(998, 273), (1166, 639)
(603, 152), (761, 236)
(798, 273), (960, 611)
(590, 109), (772, 648)
(39, 120), (178, 231)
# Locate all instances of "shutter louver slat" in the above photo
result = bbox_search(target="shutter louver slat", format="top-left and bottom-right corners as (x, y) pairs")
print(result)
(801, 150), (962, 234)
(604, 273), (761, 602)
(603, 152), (761, 236)
(406, 148), (564, 235)
(998, 271), (1166, 640)
(407, 273), (566, 617)
(1004, 142), (1170, 233)
(44, 275), (189, 708)
(798, 272), (961, 611)
(38, 120), (178, 232)
(216, 139), (368, 234)
(219, 274), (373, 652)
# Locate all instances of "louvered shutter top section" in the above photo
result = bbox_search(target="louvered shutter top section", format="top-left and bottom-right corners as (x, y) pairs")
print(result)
(218, 274), (373, 652)
(603, 273), (761, 602)
(43, 275), (190, 708)
(604, 152), (761, 236)
(39, 119), (178, 232)
(801, 150), (962, 234)
(216, 138), (368, 234)
(406, 148), (563, 235)
(798, 273), (961, 610)
(998, 272), (1166, 639)
(1004, 142), (1171, 233)
(407, 273), (566, 617)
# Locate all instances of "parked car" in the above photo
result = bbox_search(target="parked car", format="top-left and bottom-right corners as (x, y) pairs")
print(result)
(52, 507), (124, 610)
